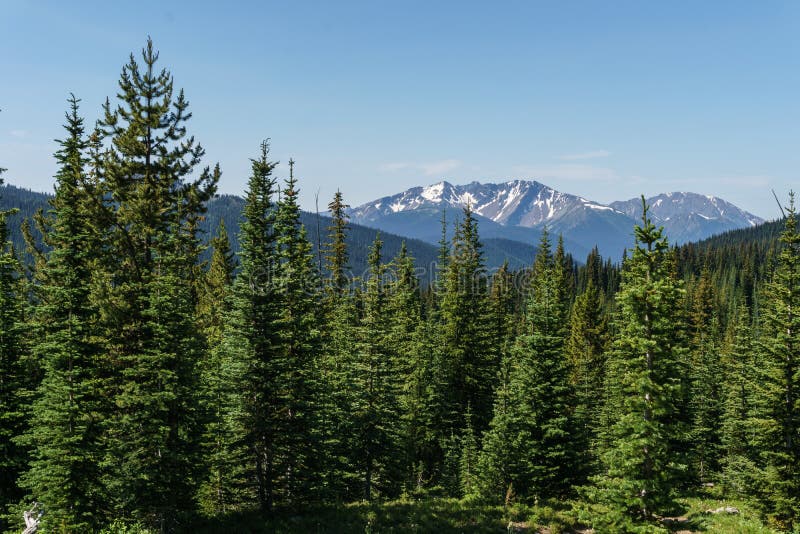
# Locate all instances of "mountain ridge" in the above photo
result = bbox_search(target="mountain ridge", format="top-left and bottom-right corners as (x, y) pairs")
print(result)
(347, 179), (763, 258)
(0, 184), (538, 277)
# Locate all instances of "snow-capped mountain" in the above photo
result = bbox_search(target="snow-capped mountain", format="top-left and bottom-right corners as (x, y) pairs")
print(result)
(350, 179), (625, 228)
(349, 180), (637, 257)
(610, 193), (764, 245)
(347, 180), (765, 259)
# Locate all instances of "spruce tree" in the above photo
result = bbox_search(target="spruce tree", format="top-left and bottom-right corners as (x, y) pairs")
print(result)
(324, 190), (350, 299)
(591, 197), (687, 529)
(687, 269), (723, 484)
(477, 229), (577, 502)
(488, 261), (517, 370)
(753, 193), (800, 529)
(196, 219), (242, 516)
(0, 144), (29, 530)
(272, 160), (323, 504)
(318, 286), (360, 500)
(198, 219), (236, 348)
(224, 141), (281, 512)
(316, 191), (355, 497)
(439, 206), (494, 434)
(567, 274), (608, 467)
(459, 405), (479, 497)
(94, 38), (218, 527)
(435, 206), (494, 491)
(385, 243), (427, 488)
(19, 96), (105, 531)
(720, 303), (759, 496)
(348, 235), (402, 500)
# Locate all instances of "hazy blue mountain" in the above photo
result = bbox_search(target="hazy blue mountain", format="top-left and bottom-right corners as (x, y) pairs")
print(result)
(0, 184), (537, 279)
(610, 192), (764, 244)
(348, 180), (764, 257)
(348, 180), (634, 257)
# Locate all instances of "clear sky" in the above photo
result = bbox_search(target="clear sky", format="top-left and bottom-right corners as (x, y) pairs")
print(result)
(1, 0), (798, 218)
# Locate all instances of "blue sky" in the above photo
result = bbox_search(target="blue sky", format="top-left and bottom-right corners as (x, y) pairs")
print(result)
(1, 1), (798, 218)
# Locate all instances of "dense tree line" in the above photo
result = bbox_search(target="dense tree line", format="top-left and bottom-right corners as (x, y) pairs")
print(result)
(1, 40), (799, 533)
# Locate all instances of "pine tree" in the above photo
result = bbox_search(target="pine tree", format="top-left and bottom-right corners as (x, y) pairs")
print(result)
(687, 269), (723, 483)
(477, 229), (577, 502)
(224, 141), (281, 512)
(18, 96), (106, 531)
(196, 219), (242, 516)
(385, 243), (428, 488)
(0, 139), (29, 530)
(591, 197), (687, 529)
(272, 160), (323, 504)
(94, 38), (219, 527)
(439, 206), (494, 434)
(753, 192), (800, 529)
(567, 274), (608, 468)
(324, 190), (350, 299)
(720, 303), (759, 496)
(347, 235), (402, 500)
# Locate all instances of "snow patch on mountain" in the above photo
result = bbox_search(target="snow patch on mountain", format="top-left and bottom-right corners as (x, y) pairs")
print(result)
(345, 180), (765, 258)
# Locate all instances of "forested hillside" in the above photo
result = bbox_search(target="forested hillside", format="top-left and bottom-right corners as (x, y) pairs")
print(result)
(1, 40), (798, 534)
(0, 186), (536, 280)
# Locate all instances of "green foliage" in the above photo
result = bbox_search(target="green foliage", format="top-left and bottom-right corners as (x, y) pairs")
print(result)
(324, 190), (350, 298)
(98, 519), (157, 534)
(222, 141), (283, 512)
(92, 38), (218, 528)
(196, 219), (243, 516)
(720, 304), (760, 496)
(0, 147), (29, 531)
(591, 197), (688, 527)
(19, 95), (105, 532)
(567, 275), (608, 469)
(438, 206), (494, 437)
(4, 36), (800, 533)
(343, 235), (404, 501)
(477, 230), (578, 502)
(750, 193), (800, 529)
(271, 161), (324, 503)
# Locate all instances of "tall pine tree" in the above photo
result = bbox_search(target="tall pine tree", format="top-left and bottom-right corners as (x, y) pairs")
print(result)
(94, 38), (218, 527)
(0, 132), (29, 531)
(754, 193), (800, 529)
(272, 160), (323, 504)
(224, 141), (281, 512)
(477, 230), (577, 502)
(591, 197), (687, 530)
(196, 219), (242, 516)
(20, 96), (105, 531)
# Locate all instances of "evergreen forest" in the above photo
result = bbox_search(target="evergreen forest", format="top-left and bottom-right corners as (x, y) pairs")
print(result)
(2, 40), (799, 534)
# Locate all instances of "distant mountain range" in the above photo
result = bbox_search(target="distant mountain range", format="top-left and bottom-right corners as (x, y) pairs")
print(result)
(0, 184), (536, 278)
(610, 192), (763, 245)
(0, 179), (765, 272)
(347, 180), (764, 258)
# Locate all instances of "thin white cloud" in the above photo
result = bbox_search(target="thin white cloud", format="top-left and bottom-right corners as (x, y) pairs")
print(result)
(512, 163), (620, 182)
(379, 159), (462, 177)
(557, 149), (611, 161)
(10, 130), (28, 139)
(378, 162), (412, 172)
(420, 159), (461, 176)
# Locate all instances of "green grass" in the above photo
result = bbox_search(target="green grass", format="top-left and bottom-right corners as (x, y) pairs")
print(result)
(193, 497), (520, 533)
(103, 490), (777, 533)
(676, 493), (777, 534)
